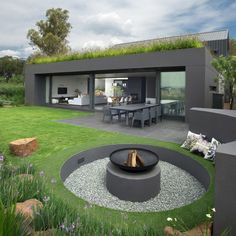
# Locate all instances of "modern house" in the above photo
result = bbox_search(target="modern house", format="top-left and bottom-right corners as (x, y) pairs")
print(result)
(25, 29), (229, 121)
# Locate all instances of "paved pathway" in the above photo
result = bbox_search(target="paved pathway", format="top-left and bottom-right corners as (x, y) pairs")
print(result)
(59, 112), (189, 144)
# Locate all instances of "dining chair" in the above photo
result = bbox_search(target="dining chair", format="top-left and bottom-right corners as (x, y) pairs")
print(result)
(102, 106), (119, 123)
(131, 108), (150, 128)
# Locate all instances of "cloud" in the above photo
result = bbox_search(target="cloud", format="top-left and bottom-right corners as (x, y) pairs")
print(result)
(0, 50), (20, 58)
(83, 12), (133, 37)
(82, 37), (123, 50)
(0, 0), (236, 58)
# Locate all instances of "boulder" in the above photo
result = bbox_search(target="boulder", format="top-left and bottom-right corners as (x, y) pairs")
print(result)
(164, 222), (212, 236)
(9, 137), (38, 157)
(16, 199), (43, 219)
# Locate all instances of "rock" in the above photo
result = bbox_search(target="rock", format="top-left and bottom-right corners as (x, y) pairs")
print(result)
(15, 199), (43, 219)
(164, 226), (184, 236)
(164, 222), (212, 236)
(9, 137), (38, 157)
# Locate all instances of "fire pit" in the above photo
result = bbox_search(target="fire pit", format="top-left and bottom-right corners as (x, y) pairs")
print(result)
(110, 148), (159, 172)
(106, 147), (161, 202)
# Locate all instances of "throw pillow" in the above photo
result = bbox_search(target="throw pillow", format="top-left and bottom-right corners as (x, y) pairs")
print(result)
(190, 139), (211, 156)
(181, 131), (203, 150)
(204, 138), (221, 161)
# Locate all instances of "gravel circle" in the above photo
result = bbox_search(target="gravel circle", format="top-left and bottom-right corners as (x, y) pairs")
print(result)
(64, 158), (206, 212)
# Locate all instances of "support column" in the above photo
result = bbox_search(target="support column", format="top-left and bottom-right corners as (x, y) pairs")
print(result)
(88, 74), (95, 110)
(49, 75), (52, 105)
(155, 71), (161, 104)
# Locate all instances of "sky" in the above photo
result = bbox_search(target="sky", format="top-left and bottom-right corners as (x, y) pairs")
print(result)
(0, 0), (236, 59)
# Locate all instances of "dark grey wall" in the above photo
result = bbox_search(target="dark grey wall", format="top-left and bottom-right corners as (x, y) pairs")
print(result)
(189, 108), (236, 143)
(189, 108), (236, 236)
(206, 39), (229, 57)
(214, 141), (236, 236)
(25, 47), (218, 120)
(35, 75), (46, 105)
(146, 76), (156, 98)
(185, 66), (205, 120)
(127, 77), (145, 102)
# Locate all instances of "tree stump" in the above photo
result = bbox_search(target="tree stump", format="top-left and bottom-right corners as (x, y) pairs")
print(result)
(9, 138), (38, 157)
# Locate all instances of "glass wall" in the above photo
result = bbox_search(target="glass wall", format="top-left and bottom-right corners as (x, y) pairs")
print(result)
(161, 71), (186, 118)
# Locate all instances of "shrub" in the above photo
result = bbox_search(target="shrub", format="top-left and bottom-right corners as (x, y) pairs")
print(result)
(0, 83), (24, 105)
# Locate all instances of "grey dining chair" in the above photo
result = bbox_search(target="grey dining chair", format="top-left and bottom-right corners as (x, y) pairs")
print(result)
(150, 105), (162, 124)
(131, 108), (150, 128)
(102, 106), (119, 123)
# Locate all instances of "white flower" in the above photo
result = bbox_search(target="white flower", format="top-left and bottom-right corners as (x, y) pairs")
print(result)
(212, 208), (216, 212)
(167, 217), (173, 221)
(206, 214), (212, 218)
(174, 218), (177, 222)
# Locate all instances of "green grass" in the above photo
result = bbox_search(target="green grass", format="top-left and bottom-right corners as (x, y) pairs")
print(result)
(0, 106), (214, 235)
(29, 38), (203, 64)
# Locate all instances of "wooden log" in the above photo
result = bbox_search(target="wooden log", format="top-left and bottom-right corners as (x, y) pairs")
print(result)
(136, 153), (144, 167)
(131, 150), (137, 167)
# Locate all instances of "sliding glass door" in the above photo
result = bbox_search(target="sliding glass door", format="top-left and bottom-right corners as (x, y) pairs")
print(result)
(161, 71), (185, 119)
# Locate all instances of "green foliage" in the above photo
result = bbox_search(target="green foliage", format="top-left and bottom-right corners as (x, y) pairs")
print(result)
(29, 37), (203, 64)
(0, 82), (25, 105)
(0, 56), (24, 83)
(0, 200), (31, 236)
(212, 55), (236, 109)
(229, 38), (236, 56)
(27, 8), (72, 56)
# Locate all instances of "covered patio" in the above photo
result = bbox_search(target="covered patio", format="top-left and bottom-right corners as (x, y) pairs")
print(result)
(25, 47), (217, 122)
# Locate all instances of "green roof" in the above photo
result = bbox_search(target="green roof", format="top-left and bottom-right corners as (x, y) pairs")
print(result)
(29, 37), (203, 65)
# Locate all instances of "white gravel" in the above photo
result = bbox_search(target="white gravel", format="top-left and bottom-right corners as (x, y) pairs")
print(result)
(64, 158), (206, 212)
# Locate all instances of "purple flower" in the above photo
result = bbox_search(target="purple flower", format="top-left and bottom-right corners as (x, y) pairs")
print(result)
(0, 155), (4, 162)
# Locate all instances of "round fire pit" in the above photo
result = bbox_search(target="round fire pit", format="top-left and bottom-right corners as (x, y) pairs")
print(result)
(107, 147), (161, 202)
(110, 147), (159, 172)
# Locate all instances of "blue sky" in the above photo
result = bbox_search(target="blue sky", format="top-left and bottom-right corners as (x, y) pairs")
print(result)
(0, 0), (235, 58)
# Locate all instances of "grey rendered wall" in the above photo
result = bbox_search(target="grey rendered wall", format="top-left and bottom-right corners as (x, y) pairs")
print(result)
(207, 39), (229, 57)
(214, 141), (236, 236)
(204, 49), (218, 108)
(189, 108), (236, 143)
(185, 66), (205, 121)
(189, 108), (236, 236)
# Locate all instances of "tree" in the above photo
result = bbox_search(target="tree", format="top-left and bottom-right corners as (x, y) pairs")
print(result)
(212, 55), (236, 109)
(27, 8), (72, 56)
(229, 38), (236, 56)
(0, 56), (24, 83)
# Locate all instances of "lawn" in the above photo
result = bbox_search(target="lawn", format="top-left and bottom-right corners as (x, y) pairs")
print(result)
(0, 106), (214, 235)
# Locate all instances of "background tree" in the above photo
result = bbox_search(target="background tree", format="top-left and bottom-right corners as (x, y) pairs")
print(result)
(27, 8), (72, 56)
(212, 55), (236, 109)
(0, 56), (24, 83)
(229, 38), (236, 56)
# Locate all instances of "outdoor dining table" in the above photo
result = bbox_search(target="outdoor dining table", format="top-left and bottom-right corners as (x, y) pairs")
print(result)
(109, 103), (160, 126)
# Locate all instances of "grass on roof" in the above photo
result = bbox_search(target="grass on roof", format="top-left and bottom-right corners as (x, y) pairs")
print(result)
(0, 106), (214, 235)
(29, 37), (203, 64)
